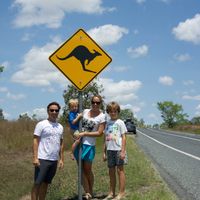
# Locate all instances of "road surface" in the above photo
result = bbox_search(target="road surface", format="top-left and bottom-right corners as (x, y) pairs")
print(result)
(135, 128), (200, 200)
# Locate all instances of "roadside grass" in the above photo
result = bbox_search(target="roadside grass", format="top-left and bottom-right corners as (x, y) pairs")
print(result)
(0, 120), (178, 200)
(47, 136), (178, 200)
(172, 125), (200, 135)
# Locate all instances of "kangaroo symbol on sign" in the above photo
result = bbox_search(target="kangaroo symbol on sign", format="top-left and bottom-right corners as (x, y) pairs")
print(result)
(56, 45), (102, 73)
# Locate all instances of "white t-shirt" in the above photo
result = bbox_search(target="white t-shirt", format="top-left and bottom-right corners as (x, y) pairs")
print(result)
(34, 119), (64, 161)
(82, 109), (106, 146)
(104, 119), (127, 151)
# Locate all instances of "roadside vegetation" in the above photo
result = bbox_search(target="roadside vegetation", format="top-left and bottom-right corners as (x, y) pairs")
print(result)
(0, 82), (198, 199)
(0, 120), (178, 200)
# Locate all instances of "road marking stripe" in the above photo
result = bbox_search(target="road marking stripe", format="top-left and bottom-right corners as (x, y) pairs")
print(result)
(138, 130), (200, 161)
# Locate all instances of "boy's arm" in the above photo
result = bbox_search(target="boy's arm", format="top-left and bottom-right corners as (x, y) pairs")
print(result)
(120, 134), (126, 159)
(72, 113), (82, 125)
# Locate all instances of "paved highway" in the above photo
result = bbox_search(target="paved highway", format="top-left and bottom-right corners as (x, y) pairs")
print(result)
(135, 128), (200, 200)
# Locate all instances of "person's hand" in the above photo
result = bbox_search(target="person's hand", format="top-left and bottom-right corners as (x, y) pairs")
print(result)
(120, 151), (125, 160)
(74, 131), (85, 139)
(33, 158), (40, 167)
(103, 153), (107, 161)
(78, 113), (83, 119)
(58, 160), (64, 169)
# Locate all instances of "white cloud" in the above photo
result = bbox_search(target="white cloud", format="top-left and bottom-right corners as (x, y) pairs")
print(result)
(133, 29), (139, 35)
(121, 103), (141, 116)
(12, 0), (113, 28)
(32, 108), (47, 120)
(160, 0), (171, 3)
(158, 76), (174, 86)
(195, 104), (200, 116)
(183, 80), (194, 86)
(174, 53), (191, 62)
(148, 113), (158, 120)
(100, 78), (142, 103)
(108, 65), (129, 73)
(21, 33), (34, 42)
(127, 45), (149, 58)
(172, 14), (200, 44)
(3, 111), (10, 120)
(87, 24), (128, 46)
(11, 36), (67, 87)
(136, 0), (146, 4)
(196, 104), (200, 110)
(0, 87), (8, 93)
(182, 95), (200, 101)
(6, 92), (26, 100)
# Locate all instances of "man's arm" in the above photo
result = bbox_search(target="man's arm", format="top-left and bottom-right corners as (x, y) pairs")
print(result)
(33, 135), (40, 166)
(58, 139), (64, 169)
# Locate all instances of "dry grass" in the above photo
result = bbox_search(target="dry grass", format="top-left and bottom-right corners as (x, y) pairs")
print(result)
(173, 125), (200, 134)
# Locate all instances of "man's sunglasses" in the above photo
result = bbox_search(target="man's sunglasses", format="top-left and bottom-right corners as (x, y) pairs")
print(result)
(91, 101), (101, 105)
(49, 109), (59, 113)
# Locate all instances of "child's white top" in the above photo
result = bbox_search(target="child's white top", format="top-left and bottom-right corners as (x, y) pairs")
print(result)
(104, 118), (127, 151)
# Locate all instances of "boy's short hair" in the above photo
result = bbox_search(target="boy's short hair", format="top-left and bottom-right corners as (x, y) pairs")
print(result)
(68, 99), (78, 107)
(106, 101), (120, 114)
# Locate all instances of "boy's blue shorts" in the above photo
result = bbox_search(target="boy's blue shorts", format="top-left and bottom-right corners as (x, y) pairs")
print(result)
(74, 144), (95, 162)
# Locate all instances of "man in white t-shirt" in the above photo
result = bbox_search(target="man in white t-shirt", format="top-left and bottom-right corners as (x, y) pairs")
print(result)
(31, 102), (64, 200)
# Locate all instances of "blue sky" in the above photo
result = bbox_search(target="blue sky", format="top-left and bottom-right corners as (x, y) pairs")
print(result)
(1, 0), (200, 124)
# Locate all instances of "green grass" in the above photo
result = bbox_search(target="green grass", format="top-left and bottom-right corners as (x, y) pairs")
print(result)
(47, 136), (178, 200)
(0, 120), (178, 200)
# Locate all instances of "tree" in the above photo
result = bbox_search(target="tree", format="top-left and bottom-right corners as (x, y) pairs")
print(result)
(61, 81), (104, 124)
(18, 113), (32, 121)
(157, 101), (188, 128)
(0, 109), (4, 120)
(0, 66), (4, 118)
(137, 118), (145, 127)
(191, 116), (200, 125)
(0, 66), (4, 73)
(119, 109), (133, 121)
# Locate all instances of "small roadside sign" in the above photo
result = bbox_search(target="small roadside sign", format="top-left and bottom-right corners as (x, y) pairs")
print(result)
(49, 29), (112, 90)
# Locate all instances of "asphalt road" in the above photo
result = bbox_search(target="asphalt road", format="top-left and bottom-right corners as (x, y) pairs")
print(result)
(135, 128), (200, 200)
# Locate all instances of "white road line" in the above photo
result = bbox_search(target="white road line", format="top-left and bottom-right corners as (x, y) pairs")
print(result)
(138, 130), (200, 161)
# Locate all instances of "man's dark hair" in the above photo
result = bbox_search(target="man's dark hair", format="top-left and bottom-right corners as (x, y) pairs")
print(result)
(47, 102), (61, 111)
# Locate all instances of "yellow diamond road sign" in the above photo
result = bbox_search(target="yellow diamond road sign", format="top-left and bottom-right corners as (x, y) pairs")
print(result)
(49, 29), (112, 90)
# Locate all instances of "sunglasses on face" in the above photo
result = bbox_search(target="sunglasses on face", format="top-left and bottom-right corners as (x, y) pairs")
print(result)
(91, 101), (101, 105)
(49, 109), (59, 113)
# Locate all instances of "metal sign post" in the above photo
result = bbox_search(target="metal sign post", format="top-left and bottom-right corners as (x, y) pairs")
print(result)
(78, 91), (83, 200)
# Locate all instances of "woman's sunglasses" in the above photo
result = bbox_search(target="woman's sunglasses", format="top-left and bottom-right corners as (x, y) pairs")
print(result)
(91, 101), (101, 105)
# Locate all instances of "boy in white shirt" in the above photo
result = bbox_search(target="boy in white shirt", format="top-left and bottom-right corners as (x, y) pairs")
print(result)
(103, 101), (127, 200)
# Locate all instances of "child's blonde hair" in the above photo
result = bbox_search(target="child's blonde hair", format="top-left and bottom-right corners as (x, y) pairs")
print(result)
(68, 99), (78, 108)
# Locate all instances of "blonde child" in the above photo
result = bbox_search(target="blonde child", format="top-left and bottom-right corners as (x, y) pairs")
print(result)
(103, 101), (127, 200)
(68, 99), (82, 160)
